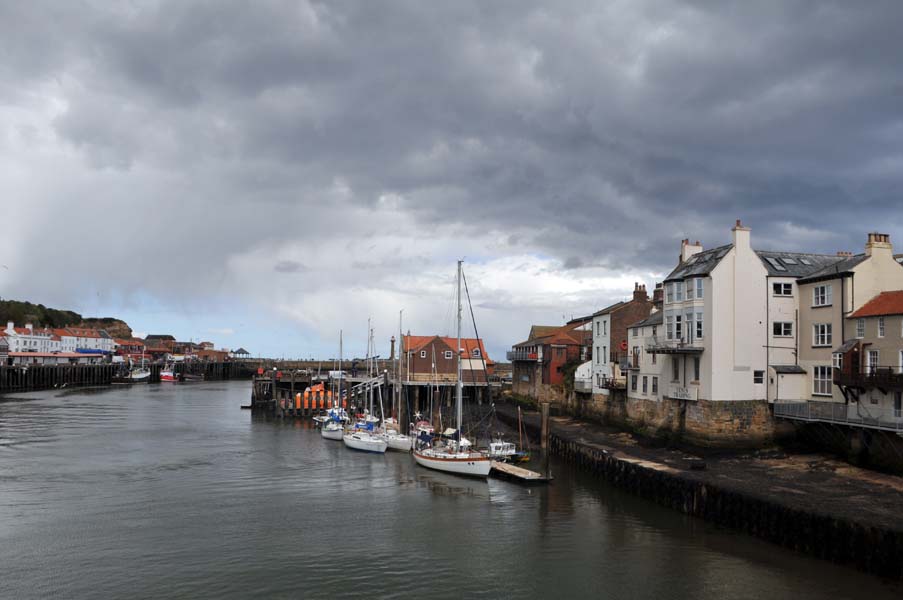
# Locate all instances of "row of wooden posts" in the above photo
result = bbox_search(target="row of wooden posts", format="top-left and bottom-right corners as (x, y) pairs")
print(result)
(0, 362), (243, 393)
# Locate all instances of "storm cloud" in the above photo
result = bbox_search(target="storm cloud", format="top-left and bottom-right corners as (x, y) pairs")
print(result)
(2, 0), (903, 357)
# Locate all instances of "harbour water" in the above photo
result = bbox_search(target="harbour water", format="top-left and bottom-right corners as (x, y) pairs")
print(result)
(1, 381), (900, 599)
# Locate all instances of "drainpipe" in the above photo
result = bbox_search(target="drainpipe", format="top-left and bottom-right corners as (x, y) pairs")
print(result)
(766, 276), (771, 404)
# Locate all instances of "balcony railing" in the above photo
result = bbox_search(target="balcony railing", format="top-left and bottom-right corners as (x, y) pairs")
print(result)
(597, 376), (625, 390)
(834, 366), (903, 391)
(774, 401), (903, 433)
(507, 349), (539, 361)
(645, 335), (703, 354)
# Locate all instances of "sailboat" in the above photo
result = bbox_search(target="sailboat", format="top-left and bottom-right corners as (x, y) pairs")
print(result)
(343, 326), (387, 453)
(323, 331), (346, 441)
(413, 261), (492, 477)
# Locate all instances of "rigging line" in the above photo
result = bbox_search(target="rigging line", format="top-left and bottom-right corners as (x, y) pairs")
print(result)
(462, 268), (490, 388)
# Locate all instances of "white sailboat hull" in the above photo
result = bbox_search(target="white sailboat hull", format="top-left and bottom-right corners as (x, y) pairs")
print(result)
(321, 426), (344, 441)
(413, 449), (492, 477)
(384, 434), (412, 452)
(343, 432), (388, 453)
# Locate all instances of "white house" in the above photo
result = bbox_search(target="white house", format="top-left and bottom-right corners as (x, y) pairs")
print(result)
(651, 221), (769, 403)
(3, 322), (62, 353)
(626, 311), (665, 402)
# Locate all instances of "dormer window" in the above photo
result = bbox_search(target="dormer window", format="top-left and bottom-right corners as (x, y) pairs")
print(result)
(472, 349), (481, 358)
(444, 350), (453, 360)
(419, 350), (426, 359)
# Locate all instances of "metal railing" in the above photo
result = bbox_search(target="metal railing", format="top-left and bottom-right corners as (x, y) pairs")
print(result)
(597, 376), (626, 390)
(774, 401), (903, 433)
(507, 349), (539, 361)
(645, 335), (703, 353)
(834, 365), (903, 390)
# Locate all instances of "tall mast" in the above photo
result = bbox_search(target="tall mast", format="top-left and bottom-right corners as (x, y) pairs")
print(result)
(456, 260), (463, 437)
(397, 309), (403, 421)
(338, 330), (343, 409)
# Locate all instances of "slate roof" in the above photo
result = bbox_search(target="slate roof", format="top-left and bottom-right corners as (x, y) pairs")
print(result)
(528, 325), (560, 340)
(754, 250), (852, 278)
(663, 244), (732, 282)
(628, 311), (663, 329)
(849, 291), (903, 318)
(663, 243), (867, 283)
(797, 254), (869, 284)
(772, 365), (806, 374)
(591, 300), (626, 317)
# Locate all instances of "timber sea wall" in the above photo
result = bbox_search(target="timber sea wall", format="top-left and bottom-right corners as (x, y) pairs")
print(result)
(498, 404), (903, 581)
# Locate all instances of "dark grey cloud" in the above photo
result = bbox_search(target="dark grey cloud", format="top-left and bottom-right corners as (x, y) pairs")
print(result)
(3, 0), (903, 355)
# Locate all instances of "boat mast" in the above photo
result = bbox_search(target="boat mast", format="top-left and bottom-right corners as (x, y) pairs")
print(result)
(338, 330), (343, 410)
(456, 259), (463, 442)
(397, 309), (403, 423)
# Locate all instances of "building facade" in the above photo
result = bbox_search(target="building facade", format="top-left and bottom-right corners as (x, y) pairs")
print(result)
(591, 283), (653, 395)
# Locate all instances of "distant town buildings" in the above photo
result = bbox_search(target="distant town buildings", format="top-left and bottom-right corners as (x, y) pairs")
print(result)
(0, 322), (244, 367)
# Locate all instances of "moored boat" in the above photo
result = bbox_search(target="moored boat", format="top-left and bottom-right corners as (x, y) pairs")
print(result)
(413, 261), (491, 478)
(343, 430), (388, 453)
(321, 420), (344, 440)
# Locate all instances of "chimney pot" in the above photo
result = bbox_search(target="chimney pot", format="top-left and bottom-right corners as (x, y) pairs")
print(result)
(736, 219), (742, 228)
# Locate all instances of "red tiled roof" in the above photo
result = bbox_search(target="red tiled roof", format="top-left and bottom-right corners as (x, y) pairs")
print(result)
(849, 291), (903, 318)
(403, 335), (492, 363)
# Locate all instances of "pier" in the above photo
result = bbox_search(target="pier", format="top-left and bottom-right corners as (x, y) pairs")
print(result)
(0, 361), (248, 393)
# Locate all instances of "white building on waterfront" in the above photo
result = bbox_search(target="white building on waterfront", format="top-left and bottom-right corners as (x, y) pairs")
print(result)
(3, 322), (61, 353)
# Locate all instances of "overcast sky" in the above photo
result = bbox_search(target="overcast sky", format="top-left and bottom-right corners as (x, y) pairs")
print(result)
(3, 1), (903, 360)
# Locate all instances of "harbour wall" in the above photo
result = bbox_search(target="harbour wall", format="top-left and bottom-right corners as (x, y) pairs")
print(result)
(498, 406), (903, 581)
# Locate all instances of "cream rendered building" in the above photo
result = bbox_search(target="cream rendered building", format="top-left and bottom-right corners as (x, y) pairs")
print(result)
(797, 233), (903, 403)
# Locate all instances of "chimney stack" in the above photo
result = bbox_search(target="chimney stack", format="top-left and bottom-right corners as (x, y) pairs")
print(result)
(731, 219), (751, 251)
(865, 232), (893, 258)
(680, 238), (704, 263)
(6, 321), (13, 333)
(633, 282), (648, 302)
(25, 323), (33, 332)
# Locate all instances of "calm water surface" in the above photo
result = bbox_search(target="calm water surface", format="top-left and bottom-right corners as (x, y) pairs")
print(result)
(1, 381), (900, 599)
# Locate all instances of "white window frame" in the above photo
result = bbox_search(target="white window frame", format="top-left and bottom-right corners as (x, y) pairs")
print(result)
(695, 312), (703, 340)
(878, 317), (885, 338)
(675, 283), (684, 302)
(753, 370), (764, 384)
(813, 284), (832, 307)
(773, 322), (793, 337)
(856, 318), (865, 339)
(867, 350), (879, 374)
(665, 316), (674, 340)
(695, 278), (704, 298)
(472, 348), (481, 358)
(666, 283), (674, 303)
(832, 353), (842, 369)
(675, 315), (682, 340)
(444, 350), (453, 360)
(652, 376), (658, 395)
(773, 282), (792, 296)
(420, 350), (426, 359)
(812, 323), (832, 347)
(813, 365), (832, 396)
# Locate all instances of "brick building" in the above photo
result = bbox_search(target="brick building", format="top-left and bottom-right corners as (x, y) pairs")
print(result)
(401, 334), (492, 383)
(508, 317), (592, 402)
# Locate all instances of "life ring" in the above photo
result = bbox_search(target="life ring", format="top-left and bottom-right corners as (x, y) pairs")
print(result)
(619, 340), (628, 351)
